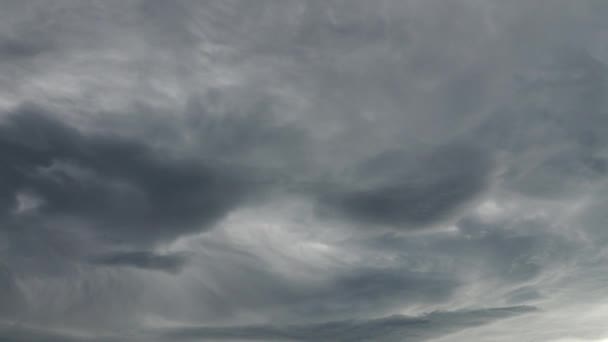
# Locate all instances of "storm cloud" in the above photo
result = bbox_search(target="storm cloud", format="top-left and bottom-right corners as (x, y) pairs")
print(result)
(0, 106), (257, 246)
(1, 1), (608, 341)
(316, 144), (491, 229)
(89, 251), (189, 274)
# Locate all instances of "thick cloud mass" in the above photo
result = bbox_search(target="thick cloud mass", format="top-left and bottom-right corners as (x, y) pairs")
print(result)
(317, 144), (490, 228)
(1, 1), (608, 341)
(0, 106), (255, 246)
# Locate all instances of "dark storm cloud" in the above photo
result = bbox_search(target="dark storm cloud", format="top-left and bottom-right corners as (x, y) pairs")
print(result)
(0, 266), (23, 320)
(316, 144), (491, 229)
(0, 105), (257, 246)
(89, 251), (189, 274)
(0, 36), (51, 61)
(1, 1), (608, 340)
(156, 306), (537, 342)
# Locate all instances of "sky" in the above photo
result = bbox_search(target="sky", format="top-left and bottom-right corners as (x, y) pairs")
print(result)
(1, 1), (608, 341)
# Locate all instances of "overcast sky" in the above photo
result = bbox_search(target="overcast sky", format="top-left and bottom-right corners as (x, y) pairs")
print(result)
(1, 1), (608, 341)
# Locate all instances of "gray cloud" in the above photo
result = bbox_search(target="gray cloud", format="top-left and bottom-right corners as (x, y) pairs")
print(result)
(142, 235), (462, 325)
(0, 266), (23, 321)
(156, 306), (537, 342)
(0, 105), (258, 246)
(89, 251), (189, 274)
(0, 306), (536, 342)
(0, 325), (97, 342)
(0, 36), (51, 61)
(1, 1), (608, 341)
(316, 144), (490, 229)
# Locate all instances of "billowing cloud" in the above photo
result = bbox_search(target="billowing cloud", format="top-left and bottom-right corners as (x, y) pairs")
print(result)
(0, 105), (258, 246)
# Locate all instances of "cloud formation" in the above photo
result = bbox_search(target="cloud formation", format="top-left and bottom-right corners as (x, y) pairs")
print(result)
(316, 144), (490, 229)
(0, 306), (537, 342)
(89, 251), (189, 274)
(0, 106), (257, 246)
(1, 1), (608, 341)
(156, 306), (537, 342)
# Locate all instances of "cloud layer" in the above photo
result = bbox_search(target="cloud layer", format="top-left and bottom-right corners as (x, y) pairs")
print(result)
(1, 1), (608, 341)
